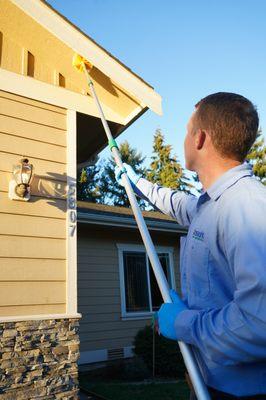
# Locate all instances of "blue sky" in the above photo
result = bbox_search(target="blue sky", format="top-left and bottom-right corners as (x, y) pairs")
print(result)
(48, 0), (266, 168)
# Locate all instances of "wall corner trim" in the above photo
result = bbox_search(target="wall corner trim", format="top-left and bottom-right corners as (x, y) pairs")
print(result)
(66, 109), (77, 315)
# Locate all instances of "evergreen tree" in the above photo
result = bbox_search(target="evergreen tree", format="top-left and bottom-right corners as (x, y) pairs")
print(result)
(77, 163), (102, 202)
(146, 129), (193, 193)
(98, 141), (147, 207)
(246, 131), (266, 185)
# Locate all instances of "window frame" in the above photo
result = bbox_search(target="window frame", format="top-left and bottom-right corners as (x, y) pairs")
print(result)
(117, 243), (176, 320)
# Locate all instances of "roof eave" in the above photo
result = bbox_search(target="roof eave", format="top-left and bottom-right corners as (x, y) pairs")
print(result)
(11, 0), (162, 115)
(77, 211), (188, 234)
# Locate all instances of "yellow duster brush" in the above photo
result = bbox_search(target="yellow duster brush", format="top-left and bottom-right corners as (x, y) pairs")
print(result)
(72, 54), (93, 73)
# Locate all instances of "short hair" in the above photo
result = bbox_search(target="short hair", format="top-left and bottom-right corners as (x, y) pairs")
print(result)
(194, 92), (259, 161)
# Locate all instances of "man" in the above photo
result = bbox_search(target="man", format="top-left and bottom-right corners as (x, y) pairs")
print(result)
(115, 93), (266, 399)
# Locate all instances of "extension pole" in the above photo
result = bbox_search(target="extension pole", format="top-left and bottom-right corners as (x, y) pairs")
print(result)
(82, 62), (210, 400)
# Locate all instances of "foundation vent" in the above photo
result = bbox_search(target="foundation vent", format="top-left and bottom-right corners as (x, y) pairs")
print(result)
(107, 348), (124, 361)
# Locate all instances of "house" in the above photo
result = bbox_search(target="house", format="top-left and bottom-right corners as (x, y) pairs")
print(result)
(0, 0), (161, 398)
(77, 202), (187, 365)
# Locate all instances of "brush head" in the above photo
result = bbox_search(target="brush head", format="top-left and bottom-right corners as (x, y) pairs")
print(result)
(72, 54), (93, 72)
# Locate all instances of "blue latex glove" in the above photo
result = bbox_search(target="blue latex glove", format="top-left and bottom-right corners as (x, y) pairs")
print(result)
(157, 289), (187, 341)
(114, 163), (140, 186)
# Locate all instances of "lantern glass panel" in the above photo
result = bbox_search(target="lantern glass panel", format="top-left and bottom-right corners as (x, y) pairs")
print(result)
(13, 160), (33, 185)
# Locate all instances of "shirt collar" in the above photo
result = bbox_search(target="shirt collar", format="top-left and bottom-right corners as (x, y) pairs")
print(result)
(207, 163), (253, 201)
(197, 163), (253, 205)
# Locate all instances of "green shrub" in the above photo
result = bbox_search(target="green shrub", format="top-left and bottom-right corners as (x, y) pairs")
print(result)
(133, 324), (186, 378)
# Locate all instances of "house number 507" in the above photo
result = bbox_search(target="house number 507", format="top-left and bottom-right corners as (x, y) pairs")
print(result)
(68, 184), (76, 236)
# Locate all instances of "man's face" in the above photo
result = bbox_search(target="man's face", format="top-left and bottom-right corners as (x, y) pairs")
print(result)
(184, 111), (198, 171)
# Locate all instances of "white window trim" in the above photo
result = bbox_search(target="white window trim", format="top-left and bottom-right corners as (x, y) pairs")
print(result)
(116, 243), (176, 320)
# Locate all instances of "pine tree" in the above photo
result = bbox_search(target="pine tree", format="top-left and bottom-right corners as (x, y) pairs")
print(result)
(146, 129), (192, 193)
(77, 163), (102, 202)
(98, 141), (147, 207)
(246, 131), (266, 185)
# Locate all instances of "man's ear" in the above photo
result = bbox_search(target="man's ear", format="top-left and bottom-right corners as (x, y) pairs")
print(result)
(195, 129), (206, 150)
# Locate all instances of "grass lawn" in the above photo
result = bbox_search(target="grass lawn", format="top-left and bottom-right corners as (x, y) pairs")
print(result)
(79, 378), (190, 400)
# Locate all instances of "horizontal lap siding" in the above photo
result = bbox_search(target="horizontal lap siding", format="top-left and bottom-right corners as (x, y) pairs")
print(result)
(0, 90), (67, 316)
(0, 213), (66, 238)
(0, 282), (65, 306)
(0, 133), (66, 163)
(78, 236), (148, 353)
(0, 94), (66, 129)
(77, 231), (180, 354)
(0, 304), (66, 317)
(0, 236), (65, 259)
(79, 326), (147, 346)
(0, 259), (65, 280)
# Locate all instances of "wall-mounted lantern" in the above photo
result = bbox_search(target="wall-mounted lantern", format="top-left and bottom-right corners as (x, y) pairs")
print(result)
(8, 158), (34, 201)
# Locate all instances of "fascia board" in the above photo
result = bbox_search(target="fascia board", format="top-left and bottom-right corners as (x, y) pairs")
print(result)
(77, 211), (187, 234)
(10, 0), (163, 116)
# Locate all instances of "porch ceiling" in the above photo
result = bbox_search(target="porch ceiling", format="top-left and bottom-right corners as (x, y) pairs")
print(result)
(77, 103), (149, 163)
(77, 112), (121, 164)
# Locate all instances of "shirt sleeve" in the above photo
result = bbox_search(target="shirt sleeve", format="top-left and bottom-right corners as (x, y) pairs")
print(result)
(136, 177), (197, 226)
(174, 189), (266, 366)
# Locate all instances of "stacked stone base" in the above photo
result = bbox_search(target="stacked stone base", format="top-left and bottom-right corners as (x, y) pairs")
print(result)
(0, 318), (80, 399)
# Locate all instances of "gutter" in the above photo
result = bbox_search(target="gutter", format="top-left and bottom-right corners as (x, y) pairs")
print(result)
(77, 211), (188, 234)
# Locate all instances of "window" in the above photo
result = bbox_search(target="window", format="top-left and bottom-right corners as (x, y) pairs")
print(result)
(27, 51), (35, 77)
(0, 32), (2, 67)
(117, 244), (176, 318)
(59, 73), (65, 87)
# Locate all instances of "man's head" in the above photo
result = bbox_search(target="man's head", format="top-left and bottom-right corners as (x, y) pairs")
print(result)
(184, 92), (259, 171)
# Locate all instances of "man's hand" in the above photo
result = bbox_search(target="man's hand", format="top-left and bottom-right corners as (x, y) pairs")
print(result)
(157, 289), (187, 341)
(114, 163), (140, 186)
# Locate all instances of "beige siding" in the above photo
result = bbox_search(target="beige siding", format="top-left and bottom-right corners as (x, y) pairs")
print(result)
(77, 226), (180, 354)
(0, 95), (66, 129)
(0, 214), (65, 238)
(0, 90), (67, 316)
(0, 282), (65, 306)
(0, 304), (66, 317)
(0, 134), (66, 163)
(0, 259), (65, 281)
(0, 196), (66, 219)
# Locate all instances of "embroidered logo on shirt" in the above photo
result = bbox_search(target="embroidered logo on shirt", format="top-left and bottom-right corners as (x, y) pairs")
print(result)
(192, 229), (205, 241)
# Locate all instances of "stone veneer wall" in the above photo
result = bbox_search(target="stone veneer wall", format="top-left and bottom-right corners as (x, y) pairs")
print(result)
(0, 318), (80, 399)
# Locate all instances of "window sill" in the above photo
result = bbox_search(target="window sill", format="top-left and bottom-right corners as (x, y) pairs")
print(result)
(121, 313), (155, 321)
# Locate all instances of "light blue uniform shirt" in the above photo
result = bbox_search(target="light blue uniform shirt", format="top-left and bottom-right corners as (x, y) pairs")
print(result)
(136, 163), (266, 396)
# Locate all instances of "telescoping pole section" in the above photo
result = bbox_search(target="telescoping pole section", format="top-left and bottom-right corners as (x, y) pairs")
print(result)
(80, 59), (210, 400)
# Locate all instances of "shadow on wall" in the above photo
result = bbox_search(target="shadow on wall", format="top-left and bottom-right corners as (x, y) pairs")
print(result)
(5, 171), (71, 213)
(32, 173), (67, 198)
(31, 172), (71, 213)
(90, 68), (118, 97)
